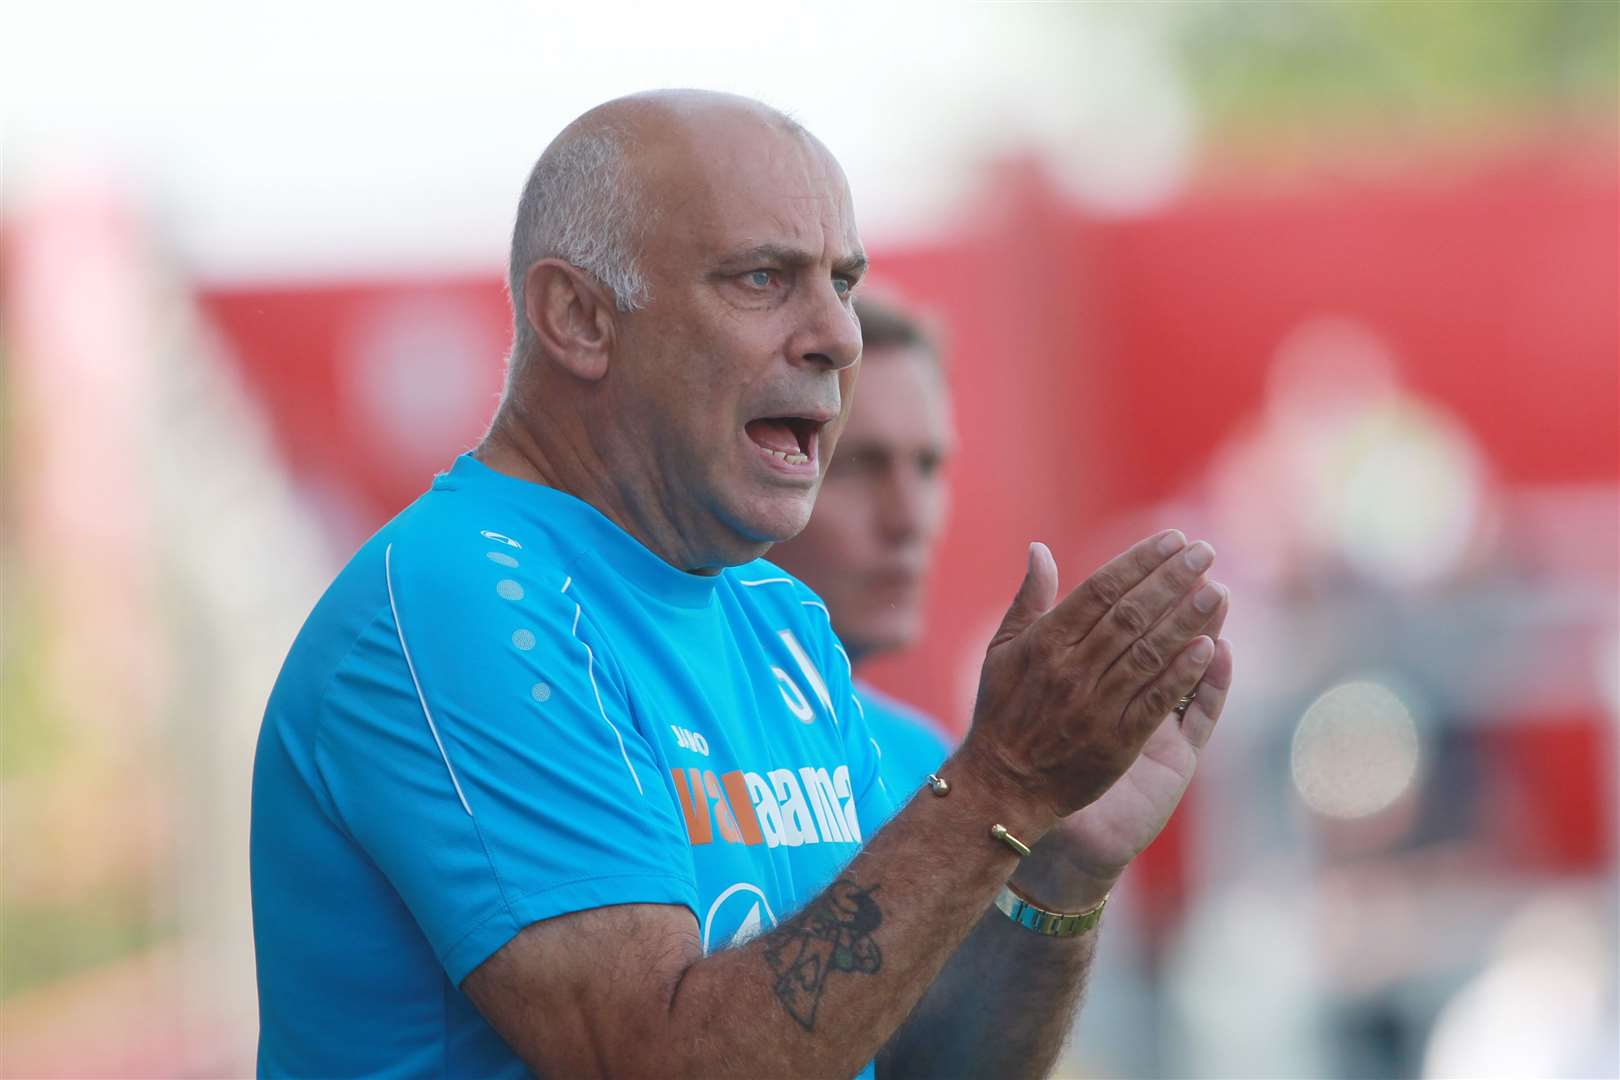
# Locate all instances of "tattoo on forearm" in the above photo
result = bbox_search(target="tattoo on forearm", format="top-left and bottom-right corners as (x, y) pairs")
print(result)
(764, 878), (883, 1031)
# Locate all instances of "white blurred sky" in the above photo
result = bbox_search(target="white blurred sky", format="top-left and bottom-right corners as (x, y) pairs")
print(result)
(2, 0), (1193, 281)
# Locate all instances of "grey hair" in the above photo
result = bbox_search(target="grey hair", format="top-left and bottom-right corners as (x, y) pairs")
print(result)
(505, 124), (651, 382)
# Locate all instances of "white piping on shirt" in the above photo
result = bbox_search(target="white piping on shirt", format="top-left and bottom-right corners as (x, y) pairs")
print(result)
(563, 578), (644, 796)
(385, 543), (474, 817)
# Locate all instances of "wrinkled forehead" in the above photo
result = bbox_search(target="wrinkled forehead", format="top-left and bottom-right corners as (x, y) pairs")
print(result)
(642, 116), (862, 263)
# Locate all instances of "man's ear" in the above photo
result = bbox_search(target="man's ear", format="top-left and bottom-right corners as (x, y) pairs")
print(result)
(522, 259), (617, 381)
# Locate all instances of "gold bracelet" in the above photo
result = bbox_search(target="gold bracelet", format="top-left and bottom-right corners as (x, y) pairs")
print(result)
(922, 776), (1034, 859)
(994, 883), (1108, 938)
(989, 823), (1032, 857)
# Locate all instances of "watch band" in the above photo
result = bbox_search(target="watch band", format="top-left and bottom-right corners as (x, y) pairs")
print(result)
(994, 884), (1108, 937)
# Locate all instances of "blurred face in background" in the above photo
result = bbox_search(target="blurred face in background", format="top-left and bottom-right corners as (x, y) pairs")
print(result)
(771, 344), (954, 661)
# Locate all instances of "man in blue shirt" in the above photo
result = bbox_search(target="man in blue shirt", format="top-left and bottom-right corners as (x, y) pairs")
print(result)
(252, 89), (1234, 1078)
(769, 294), (957, 797)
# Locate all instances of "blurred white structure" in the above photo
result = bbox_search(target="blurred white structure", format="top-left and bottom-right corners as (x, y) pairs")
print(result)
(2, 172), (329, 1073)
(2, 1), (1196, 281)
(1291, 679), (1423, 821)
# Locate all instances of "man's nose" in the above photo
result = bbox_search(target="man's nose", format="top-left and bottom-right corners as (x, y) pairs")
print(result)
(788, 283), (862, 372)
(876, 469), (926, 544)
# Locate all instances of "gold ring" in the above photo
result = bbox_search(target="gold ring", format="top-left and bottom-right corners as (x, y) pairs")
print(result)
(1173, 690), (1198, 717)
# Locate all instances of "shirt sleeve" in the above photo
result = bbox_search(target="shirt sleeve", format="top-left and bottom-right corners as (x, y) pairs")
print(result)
(314, 537), (699, 986)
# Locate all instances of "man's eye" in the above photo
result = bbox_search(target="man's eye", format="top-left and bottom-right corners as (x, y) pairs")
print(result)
(833, 276), (854, 297)
(745, 270), (775, 289)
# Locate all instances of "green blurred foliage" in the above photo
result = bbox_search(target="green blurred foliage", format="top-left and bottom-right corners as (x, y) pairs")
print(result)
(0, 885), (172, 1000)
(0, 362), (65, 781)
(1, 366), (170, 1001)
(1175, 0), (1618, 144)
(1, 591), (72, 781)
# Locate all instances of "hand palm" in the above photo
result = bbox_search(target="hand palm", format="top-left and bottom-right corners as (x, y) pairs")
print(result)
(1043, 640), (1231, 883)
(1056, 712), (1200, 878)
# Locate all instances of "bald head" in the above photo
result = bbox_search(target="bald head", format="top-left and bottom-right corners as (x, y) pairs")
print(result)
(484, 88), (865, 571)
(597, 88), (807, 137)
(504, 91), (814, 384)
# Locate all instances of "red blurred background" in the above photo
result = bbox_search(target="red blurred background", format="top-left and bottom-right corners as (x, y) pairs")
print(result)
(5, 3), (1616, 1076)
(200, 137), (1618, 909)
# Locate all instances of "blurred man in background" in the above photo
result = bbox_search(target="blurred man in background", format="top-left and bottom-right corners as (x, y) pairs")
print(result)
(770, 293), (956, 795)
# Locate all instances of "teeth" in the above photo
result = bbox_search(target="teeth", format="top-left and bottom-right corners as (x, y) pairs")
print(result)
(762, 447), (810, 465)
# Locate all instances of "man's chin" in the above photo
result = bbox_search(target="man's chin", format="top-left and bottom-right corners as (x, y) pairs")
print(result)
(729, 490), (819, 548)
(844, 613), (922, 659)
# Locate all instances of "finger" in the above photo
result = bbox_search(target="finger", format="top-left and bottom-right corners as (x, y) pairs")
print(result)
(1178, 638), (1233, 750)
(1200, 591), (1230, 645)
(1121, 635), (1215, 744)
(988, 541), (1059, 649)
(1039, 529), (1186, 643)
(1097, 577), (1227, 700)
(1071, 539), (1215, 678)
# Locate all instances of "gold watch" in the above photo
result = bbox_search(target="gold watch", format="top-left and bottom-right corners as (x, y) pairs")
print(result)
(993, 883), (1108, 937)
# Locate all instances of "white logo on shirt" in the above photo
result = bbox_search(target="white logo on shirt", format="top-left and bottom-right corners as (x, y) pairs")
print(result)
(778, 630), (833, 720)
(772, 667), (815, 723)
(670, 725), (711, 756)
(480, 530), (522, 549)
(702, 881), (778, 953)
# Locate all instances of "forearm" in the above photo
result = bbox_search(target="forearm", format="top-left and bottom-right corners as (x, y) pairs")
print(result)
(879, 900), (1098, 1080)
(654, 755), (1048, 1079)
(878, 816), (1118, 1079)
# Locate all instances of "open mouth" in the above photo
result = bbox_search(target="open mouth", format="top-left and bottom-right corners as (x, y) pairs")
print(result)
(744, 416), (823, 468)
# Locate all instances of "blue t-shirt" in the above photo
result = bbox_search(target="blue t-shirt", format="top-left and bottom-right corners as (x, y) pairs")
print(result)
(251, 454), (893, 1077)
(858, 681), (953, 818)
